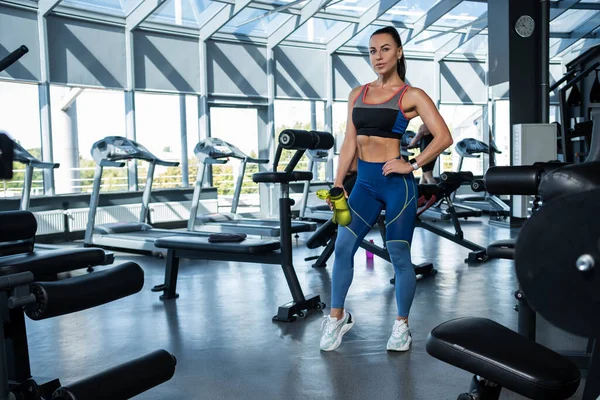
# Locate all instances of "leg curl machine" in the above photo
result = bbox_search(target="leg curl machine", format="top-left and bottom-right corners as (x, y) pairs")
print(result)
(426, 161), (600, 400)
(0, 211), (176, 400)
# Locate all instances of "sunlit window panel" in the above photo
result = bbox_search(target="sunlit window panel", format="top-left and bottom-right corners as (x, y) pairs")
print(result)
(218, 7), (290, 37)
(452, 33), (488, 56)
(345, 25), (388, 48)
(432, 1), (486, 29)
(60, 0), (126, 16)
(404, 29), (458, 53)
(551, 9), (600, 33)
(379, 0), (440, 25)
(288, 18), (350, 43)
(146, 0), (211, 28)
(321, 0), (380, 17)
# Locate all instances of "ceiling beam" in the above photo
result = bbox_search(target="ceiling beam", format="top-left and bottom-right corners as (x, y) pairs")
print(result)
(199, 0), (253, 39)
(326, 0), (398, 54)
(126, 0), (167, 31)
(436, 12), (487, 60)
(268, 0), (329, 48)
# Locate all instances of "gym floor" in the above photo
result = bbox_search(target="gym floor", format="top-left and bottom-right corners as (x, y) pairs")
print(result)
(27, 220), (588, 399)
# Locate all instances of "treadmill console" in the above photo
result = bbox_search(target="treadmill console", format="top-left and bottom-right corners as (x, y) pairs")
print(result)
(194, 137), (258, 165)
(456, 138), (495, 158)
(91, 136), (177, 167)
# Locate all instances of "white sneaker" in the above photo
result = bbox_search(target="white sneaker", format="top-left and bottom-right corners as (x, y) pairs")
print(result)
(319, 311), (354, 351)
(386, 319), (412, 351)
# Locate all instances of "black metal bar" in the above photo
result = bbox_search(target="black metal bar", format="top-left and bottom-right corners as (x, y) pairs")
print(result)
(541, 0), (550, 123)
(284, 150), (306, 173)
(582, 340), (599, 400)
(517, 292), (536, 341)
(310, 235), (336, 268)
(279, 193), (305, 303)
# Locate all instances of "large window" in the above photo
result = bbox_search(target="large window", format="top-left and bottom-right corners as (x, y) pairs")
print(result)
(439, 105), (485, 175)
(135, 92), (183, 190)
(493, 100), (511, 167)
(209, 106), (260, 213)
(0, 81), (41, 198)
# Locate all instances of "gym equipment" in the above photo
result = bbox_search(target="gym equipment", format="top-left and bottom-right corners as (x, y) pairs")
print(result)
(12, 139), (59, 212)
(426, 162), (600, 400)
(556, 60), (600, 163)
(0, 133), (13, 180)
(2, 138), (114, 264)
(450, 138), (510, 219)
(485, 162), (594, 368)
(0, 210), (176, 400)
(315, 187), (351, 226)
(151, 129), (332, 322)
(83, 136), (266, 254)
(189, 137), (316, 236)
(0, 45), (28, 73)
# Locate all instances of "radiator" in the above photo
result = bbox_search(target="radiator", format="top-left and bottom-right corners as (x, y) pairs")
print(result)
(33, 210), (66, 235)
(67, 204), (142, 232)
(65, 200), (218, 231)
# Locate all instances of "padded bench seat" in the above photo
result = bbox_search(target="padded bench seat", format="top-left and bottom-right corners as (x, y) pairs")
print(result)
(487, 239), (516, 260)
(426, 317), (580, 400)
(0, 248), (107, 280)
(155, 236), (280, 254)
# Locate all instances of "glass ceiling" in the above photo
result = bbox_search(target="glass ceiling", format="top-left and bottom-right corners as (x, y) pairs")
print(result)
(51, 0), (600, 61)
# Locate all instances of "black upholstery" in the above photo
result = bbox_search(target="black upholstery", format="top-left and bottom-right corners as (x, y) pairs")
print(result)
(486, 239), (516, 260)
(27, 262), (144, 320)
(306, 219), (337, 249)
(155, 236), (280, 254)
(0, 210), (37, 242)
(538, 161), (600, 202)
(252, 171), (313, 183)
(426, 317), (581, 400)
(93, 222), (153, 234)
(0, 248), (107, 280)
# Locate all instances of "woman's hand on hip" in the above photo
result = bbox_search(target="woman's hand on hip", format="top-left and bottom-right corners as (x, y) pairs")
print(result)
(382, 158), (413, 176)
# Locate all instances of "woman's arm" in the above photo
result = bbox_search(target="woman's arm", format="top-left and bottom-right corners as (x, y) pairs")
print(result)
(382, 88), (453, 176)
(407, 89), (453, 167)
(333, 87), (362, 188)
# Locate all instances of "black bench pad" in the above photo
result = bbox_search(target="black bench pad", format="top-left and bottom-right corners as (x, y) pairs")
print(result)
(487, 239), (516, 260)
(426, 317), (580, 400)
(155, 236), (280, 254)
(0, 248), (107, 280)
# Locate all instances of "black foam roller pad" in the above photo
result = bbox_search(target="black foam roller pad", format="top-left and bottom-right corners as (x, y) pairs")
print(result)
(52, 350), (177, 400)
(26, 262), (144, 320)
(278, 130), (334, 150)
(484, 166), (543, 195)
(0, 211), (37, 242)
(309, 131), (335, 150)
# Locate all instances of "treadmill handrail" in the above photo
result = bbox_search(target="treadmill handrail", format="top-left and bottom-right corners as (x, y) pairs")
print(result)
(12, 139), (59, 169)
(100, 160), (126, 168)
(156, 160), (179, 167)
(246, 157), (269, 164)
(29, 160), (59, 169)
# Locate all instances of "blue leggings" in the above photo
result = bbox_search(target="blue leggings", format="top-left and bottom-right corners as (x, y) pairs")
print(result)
(331, 158), (418, 317)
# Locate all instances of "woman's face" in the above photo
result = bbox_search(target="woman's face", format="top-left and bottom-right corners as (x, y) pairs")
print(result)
(369, 33), (402, 76)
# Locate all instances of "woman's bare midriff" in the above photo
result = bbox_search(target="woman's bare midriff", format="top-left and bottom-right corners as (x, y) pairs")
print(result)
(357, 136), (401, 162)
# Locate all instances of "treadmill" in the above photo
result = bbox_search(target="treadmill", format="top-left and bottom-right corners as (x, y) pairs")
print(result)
(188, 137), (316, 236)
(451, 138), (510, 217)
(12, 139), (115, 263)
(84, 136), (225, 253)
(298, 148), (333, 222)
